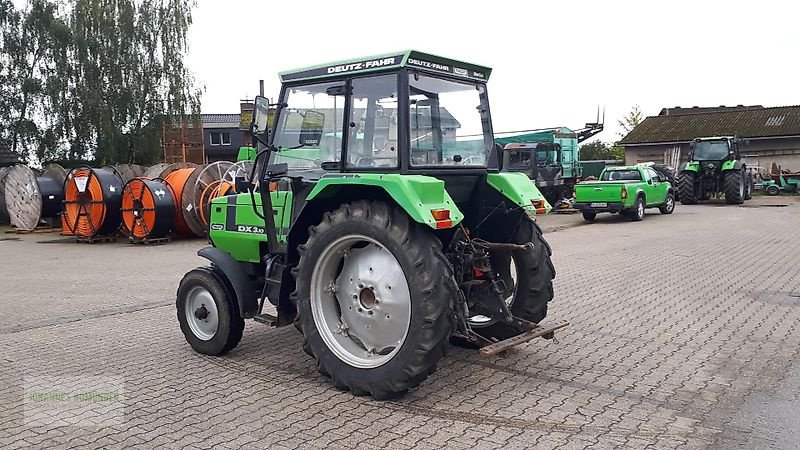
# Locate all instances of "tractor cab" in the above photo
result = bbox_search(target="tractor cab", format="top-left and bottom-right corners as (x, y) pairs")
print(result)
(502, 142), (564, 203)
(180, 51), (564, 400)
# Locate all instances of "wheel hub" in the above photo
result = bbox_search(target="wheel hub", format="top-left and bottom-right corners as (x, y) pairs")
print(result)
(194, 306), (209, 320)
(184, 286), (218, 341)
(310, 235), (412, 368)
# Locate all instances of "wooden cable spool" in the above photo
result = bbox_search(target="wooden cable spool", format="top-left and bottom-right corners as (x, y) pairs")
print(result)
(0, 167), (10, 224)
(103, 164), (147, 185)
(62, 167), (124, 238)
(4, 164), (67, 231)
(121, 177), (176, 240)
(144, 162), (198, 179)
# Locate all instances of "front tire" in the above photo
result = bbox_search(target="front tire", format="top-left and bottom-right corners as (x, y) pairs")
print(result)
(678, 171), (697, 204)
(294, 200), (455, 399)
(177, 267), (244, 356)
(766, 184), (780, 196)
(724, 170), (745, 204)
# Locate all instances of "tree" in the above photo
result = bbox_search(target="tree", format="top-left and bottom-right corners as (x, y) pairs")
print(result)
(618, 105), (644, 139)
(580, 140), (623, 161)
(0, 0), (201, 164)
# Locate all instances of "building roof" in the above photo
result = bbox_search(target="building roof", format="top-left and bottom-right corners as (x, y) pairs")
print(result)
(0, 139), (20, 166)
(620, 105), (800, 145)
(279, 50), (491, 83)
(658, 105), (763, 116)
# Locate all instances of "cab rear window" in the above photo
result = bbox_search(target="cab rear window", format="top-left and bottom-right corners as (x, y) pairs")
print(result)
(601, 170), (641, 181)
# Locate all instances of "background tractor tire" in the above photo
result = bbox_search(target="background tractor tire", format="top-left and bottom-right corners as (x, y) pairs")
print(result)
(489, 218), (556, 325)
(744, 176), (753, 200)
(659, 193), (676, 214)
(582, 211), (597, 221)
(678, 172), (697, 204)
(724, 170), (745, 204)
(293, 200), (455, 399)
(176, 267), (244, 356)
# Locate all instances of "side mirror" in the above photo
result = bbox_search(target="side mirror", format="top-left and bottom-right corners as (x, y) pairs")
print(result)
(300, 110), (325, 146)
(252, 96), (270, 138)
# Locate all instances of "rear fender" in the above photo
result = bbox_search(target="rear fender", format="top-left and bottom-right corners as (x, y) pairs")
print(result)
(486, 172), (551, 215)
(197, 247), (260, 318)
(680, 162), (700, 173)
(306, 174), (463, 229)
(722, 160), (744, 171)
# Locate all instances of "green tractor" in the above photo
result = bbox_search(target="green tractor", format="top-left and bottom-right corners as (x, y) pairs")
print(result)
(677, 136), (753, 204)
(176, 51), (566, 399)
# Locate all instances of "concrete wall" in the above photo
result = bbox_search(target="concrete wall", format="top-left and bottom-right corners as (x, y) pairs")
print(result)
(624, 137), (800, 172)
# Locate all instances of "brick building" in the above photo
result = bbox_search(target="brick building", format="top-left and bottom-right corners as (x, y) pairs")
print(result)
(619, 105), (800, 171)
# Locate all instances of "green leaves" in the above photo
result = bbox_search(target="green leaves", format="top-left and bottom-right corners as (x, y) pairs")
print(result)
(0, 0), (200, 165)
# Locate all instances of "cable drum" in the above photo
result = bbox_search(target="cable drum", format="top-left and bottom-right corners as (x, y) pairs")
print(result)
(4, 164), (67, 230)
(191, 161), (234, 232)
(62, 167), (124, 238)
(121, 177), (176, 240)
(164, 167), (198, 237)
(144, 162), (198, 179)
(104, 164), (147, 185)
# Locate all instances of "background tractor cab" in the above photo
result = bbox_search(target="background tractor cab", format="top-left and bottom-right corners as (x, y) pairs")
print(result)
(502, 142), (564, 204)
(677, 136), (752, 204)
(179, 51), (561, 399)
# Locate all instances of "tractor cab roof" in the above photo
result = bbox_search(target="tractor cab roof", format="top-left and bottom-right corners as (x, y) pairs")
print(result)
(279, 50), (492, 84)
(693, 136), (736, 142)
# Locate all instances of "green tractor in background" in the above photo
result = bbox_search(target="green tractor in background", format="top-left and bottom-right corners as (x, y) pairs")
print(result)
(677, 136), (753, 204)
(175, 51), (566, 399)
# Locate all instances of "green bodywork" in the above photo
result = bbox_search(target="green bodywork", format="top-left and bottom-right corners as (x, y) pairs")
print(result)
(574, 166), (671, 209)
(208, 171), (549, 264)
(684, 159), (738, 173)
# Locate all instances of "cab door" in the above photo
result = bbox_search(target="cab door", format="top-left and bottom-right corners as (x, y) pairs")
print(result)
(645, 168), (666, 205)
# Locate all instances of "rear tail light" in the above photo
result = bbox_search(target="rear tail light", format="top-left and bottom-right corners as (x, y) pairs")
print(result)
(530, 199), (547, 215)
(621, 186), (628, 199)
(431, 209), (452, 229)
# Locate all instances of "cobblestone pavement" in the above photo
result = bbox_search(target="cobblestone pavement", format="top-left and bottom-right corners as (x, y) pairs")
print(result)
(1, 196), (799, 449)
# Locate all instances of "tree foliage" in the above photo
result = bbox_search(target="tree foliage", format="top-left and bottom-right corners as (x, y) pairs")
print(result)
(0, 0), (200, 164)
(580, 140), (624, 161)
(618, 104), (644, 139)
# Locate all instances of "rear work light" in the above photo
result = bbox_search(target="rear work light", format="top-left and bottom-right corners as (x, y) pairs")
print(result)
(431, 208), (452, 229)
(621, 186), (628, 199)
(530, 199), (547, 215)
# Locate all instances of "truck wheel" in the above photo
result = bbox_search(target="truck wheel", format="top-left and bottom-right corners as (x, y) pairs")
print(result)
(176, 267), (244, 356)
(678, 172), (697, 204)
(582, 211), (597, 221)
(724, 170), (745, 204)
(659, 193), (675, 214)
(294, 200), (455, 399)
(766, 184), (780, 196)
(629, 196), (645, 221)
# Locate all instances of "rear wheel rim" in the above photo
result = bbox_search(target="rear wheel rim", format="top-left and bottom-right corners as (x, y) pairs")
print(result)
(666, 196), (674, 211)
(311, 234), (412, 369)
(638, 201), (644, 217)
(185, 286), (218, 341)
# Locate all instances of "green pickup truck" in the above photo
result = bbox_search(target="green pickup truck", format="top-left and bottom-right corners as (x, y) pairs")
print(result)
(574, 165), (676, 222)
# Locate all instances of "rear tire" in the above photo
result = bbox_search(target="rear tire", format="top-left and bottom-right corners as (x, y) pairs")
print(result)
(630, 196), (645, 221)
(724, 170), (745, 204)
(678, 171), (697, 204)
(176, 267), (244, 356)
(582, 211), (597, 221)
(744, 176), (753, 200)
(293, 200), (455, 399)
(659, 193), (675, 214)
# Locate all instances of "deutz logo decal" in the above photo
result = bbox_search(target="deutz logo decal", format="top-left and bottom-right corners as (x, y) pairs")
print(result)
(210, 223), (223, 231)
(237, 225), (265, 234)
(327, 57), (396, 74)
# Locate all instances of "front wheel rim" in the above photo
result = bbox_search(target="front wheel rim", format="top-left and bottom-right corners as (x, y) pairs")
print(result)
(666, 197), (674, 211)
(310, 234), (412, 369)
(185, 286), (219, 341)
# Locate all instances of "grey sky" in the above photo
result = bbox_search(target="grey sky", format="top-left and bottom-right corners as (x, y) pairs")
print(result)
(187, 0), (799, 141)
